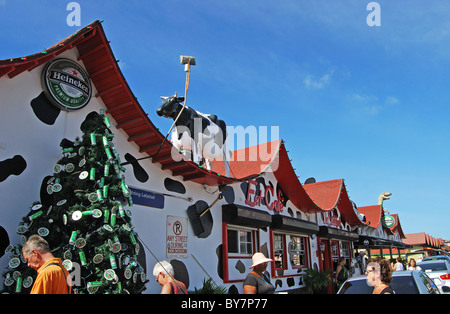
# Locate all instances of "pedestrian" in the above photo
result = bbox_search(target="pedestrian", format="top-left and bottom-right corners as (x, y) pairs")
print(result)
(392, 256), (404, 271)
(335, 257), (348, 290)
(153, 260), (187, 294)
(356, 250), (367, 273)
(407, 258), (421, 271)
(352, 252), (361, 276)
(22, 234), (71, 294)
(366, 258), (395, 294)
(243, 252), (275, 294)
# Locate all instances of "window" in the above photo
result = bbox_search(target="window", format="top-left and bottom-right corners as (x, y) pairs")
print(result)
(272, 233), (309, 270)
(331, 240), (339, 271)
(288, 235), (307, 268)
(273, 233), (285, 269)
(227, 227), (254, 256)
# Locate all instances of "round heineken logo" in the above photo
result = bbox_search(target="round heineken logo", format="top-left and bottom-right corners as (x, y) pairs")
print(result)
(382, 215), (396, 228)
(42, 58), (92, 111)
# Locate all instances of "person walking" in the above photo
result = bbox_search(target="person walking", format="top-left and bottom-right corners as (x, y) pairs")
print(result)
(407, 258), (421, 270)
(366, 258), (395, 294)
(22, 235), (71, 294)
(153, 260), (187, 294)
(335, 257), (348, 291)
(243, 252), (275, 294)
(392, 256), (404, 271)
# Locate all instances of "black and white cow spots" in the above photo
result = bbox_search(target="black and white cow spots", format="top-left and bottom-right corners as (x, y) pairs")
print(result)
(124, 153), (149, 183)
(0, 155), (27, 183)
(30, 92), (61, 125)
(0, 226), (9, 259)
(164, 178), (186, 194)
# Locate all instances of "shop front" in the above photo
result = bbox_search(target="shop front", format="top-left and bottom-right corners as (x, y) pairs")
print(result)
(303, 179), (365, 293)
(0, 21), (331, 293)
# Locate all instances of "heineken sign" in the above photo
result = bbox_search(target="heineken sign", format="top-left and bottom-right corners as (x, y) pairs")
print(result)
(42, 58), (92, 111)
(382, 214), (396, 228)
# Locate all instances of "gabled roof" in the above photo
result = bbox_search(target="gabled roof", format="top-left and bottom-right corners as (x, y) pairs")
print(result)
(303, 179), (366, 226)
(212, 140), (281, 180)
(358, 205), (383, 229)
(0, 20), (257, 186)
(404, 232), (427, 246)
(389, 214), (406, 239)
(214, 140), (326, 213)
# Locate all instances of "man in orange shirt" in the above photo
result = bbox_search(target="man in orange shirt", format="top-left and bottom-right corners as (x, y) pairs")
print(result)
(22, 235), (71, 294)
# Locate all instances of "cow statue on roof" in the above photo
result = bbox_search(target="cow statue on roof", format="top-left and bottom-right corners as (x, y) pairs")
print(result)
(156, 93), (231, 177)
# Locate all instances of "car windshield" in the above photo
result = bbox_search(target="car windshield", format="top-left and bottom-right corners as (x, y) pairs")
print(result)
(418, 262), (448, 272)
(390, 276), (420, 294)
(339, 279), (374, 294)
(339, 276), (419, 294)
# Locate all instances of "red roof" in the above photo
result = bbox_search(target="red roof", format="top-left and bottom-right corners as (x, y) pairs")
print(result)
(389, 214), (406, 239)
(358, 205), (383, 229)
(404, 232), (433, 246)
(214, 140), (326, 213)
(0, 20), (257, 186)
(303, 179), (365, 226)
(212, 140), (281, 180)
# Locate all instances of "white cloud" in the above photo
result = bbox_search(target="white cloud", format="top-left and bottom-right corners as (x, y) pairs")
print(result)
(350, 94), (399, 116)
(304, 69), (335, 90)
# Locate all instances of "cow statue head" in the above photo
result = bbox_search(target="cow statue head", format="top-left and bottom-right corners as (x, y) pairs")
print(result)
(156, 93), (185, 119)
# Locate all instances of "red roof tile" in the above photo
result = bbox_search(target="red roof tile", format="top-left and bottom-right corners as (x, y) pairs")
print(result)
(358, 205), (383, 229)
(403, 232), (427, 245)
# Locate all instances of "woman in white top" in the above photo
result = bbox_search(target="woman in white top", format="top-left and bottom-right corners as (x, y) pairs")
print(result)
(407, 258), (421, 271)
(392, 257), (404, 271)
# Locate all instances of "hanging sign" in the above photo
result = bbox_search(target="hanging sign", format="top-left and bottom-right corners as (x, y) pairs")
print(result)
(166, 216), (188, 259)
(129, 187), (164, 209)
(42, 58), (92, 111)
(382, 215), (396, 228)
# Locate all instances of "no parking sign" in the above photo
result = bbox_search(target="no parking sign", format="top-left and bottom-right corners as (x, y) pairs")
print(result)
(166, 216), (188, 259)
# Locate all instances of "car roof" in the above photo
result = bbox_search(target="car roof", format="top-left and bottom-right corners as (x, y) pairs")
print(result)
(345, 270), (417, 282)
(423, 256), (449, 259)
(418, 260), (447, 264)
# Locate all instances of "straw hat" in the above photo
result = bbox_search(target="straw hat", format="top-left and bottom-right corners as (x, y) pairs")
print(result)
(249, 252), (272, 269)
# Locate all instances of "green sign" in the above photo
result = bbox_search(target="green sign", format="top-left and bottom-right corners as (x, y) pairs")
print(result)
(382, 214), (396, 228)
(42, 58), (92, 111)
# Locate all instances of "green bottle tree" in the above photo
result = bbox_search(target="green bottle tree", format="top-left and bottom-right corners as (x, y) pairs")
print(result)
(2, 110), (147, 294)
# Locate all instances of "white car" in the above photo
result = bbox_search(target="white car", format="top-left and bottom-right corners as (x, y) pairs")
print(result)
(337, 270), (440, 294)
(417, 260), (450, 294)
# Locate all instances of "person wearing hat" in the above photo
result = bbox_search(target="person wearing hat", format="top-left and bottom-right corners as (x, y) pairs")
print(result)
(243, 252), (275, 294)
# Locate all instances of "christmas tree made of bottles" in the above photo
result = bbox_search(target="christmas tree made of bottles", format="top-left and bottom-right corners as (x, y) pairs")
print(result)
(2, 110), (148, 294)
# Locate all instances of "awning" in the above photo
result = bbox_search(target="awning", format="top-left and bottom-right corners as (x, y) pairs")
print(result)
(222, 204), (272, 229)
(271, 214), (319, 235)
(356, 236), (411, 249)
(318, 226), (359, 242)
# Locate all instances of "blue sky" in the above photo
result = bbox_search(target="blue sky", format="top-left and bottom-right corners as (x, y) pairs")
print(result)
(2, 1), (450, 240)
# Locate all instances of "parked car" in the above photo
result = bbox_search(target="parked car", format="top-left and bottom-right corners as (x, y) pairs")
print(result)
(337, 270), (440, 294)
(422, 255), (450, 263)
(417, 260), (450, 294)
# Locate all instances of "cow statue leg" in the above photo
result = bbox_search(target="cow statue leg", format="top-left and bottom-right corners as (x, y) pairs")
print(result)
(171, 126), (196, 162)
